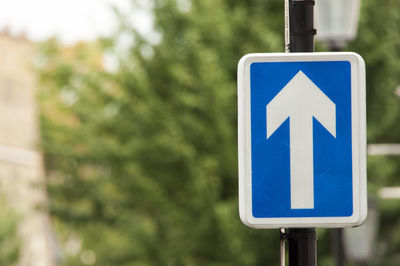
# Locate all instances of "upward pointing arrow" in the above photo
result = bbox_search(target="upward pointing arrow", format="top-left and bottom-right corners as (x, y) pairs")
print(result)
(266, 71), (336, 209)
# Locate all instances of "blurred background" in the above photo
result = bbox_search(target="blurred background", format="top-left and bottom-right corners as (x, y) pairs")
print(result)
(0, 0), (399, 265)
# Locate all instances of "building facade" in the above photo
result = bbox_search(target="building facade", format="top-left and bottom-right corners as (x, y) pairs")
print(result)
(0, 30), (59, 266)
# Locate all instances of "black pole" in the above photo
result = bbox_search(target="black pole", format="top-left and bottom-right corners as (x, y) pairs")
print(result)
(289, 0), (316, 52)
(288, 229), (317, 266)
(332, 229), (346, 266)
(287, 1), (317, 266)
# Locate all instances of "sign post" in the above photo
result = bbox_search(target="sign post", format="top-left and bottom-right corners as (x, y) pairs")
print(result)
(237, 1), (367, 266)
(288, 1), (317, 265)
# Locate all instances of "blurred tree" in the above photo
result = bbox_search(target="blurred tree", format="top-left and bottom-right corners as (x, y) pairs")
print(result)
(349, 1), (400, 265)
(38, 1), (284, 265)
(0, 201), (20, 265)
(37, 0), (400, 266)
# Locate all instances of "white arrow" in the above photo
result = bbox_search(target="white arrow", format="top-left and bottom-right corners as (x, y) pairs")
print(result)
(266, 71), (336, 209)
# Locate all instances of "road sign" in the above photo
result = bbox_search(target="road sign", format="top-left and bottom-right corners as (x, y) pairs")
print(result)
(238, 52), (367, 228)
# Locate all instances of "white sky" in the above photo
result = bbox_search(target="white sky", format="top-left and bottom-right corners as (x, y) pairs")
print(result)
(0, 0), (153, 44)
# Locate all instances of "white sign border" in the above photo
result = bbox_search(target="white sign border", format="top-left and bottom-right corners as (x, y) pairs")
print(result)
(238, 52), (367, 229)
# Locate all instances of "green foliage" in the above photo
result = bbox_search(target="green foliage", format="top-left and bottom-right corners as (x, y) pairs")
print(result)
(0, 201), (20, 265)
(37, 0), (400, 265)
(349, 1), (400, 265)
(350, 0), (400, 142)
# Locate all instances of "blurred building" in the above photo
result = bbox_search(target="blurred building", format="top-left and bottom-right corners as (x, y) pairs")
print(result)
(0, 29), (59, 266)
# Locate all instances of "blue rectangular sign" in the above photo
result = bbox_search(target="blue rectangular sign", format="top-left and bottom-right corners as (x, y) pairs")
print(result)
(238, 53), (367, 228)
(251, 61), (352, 218)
